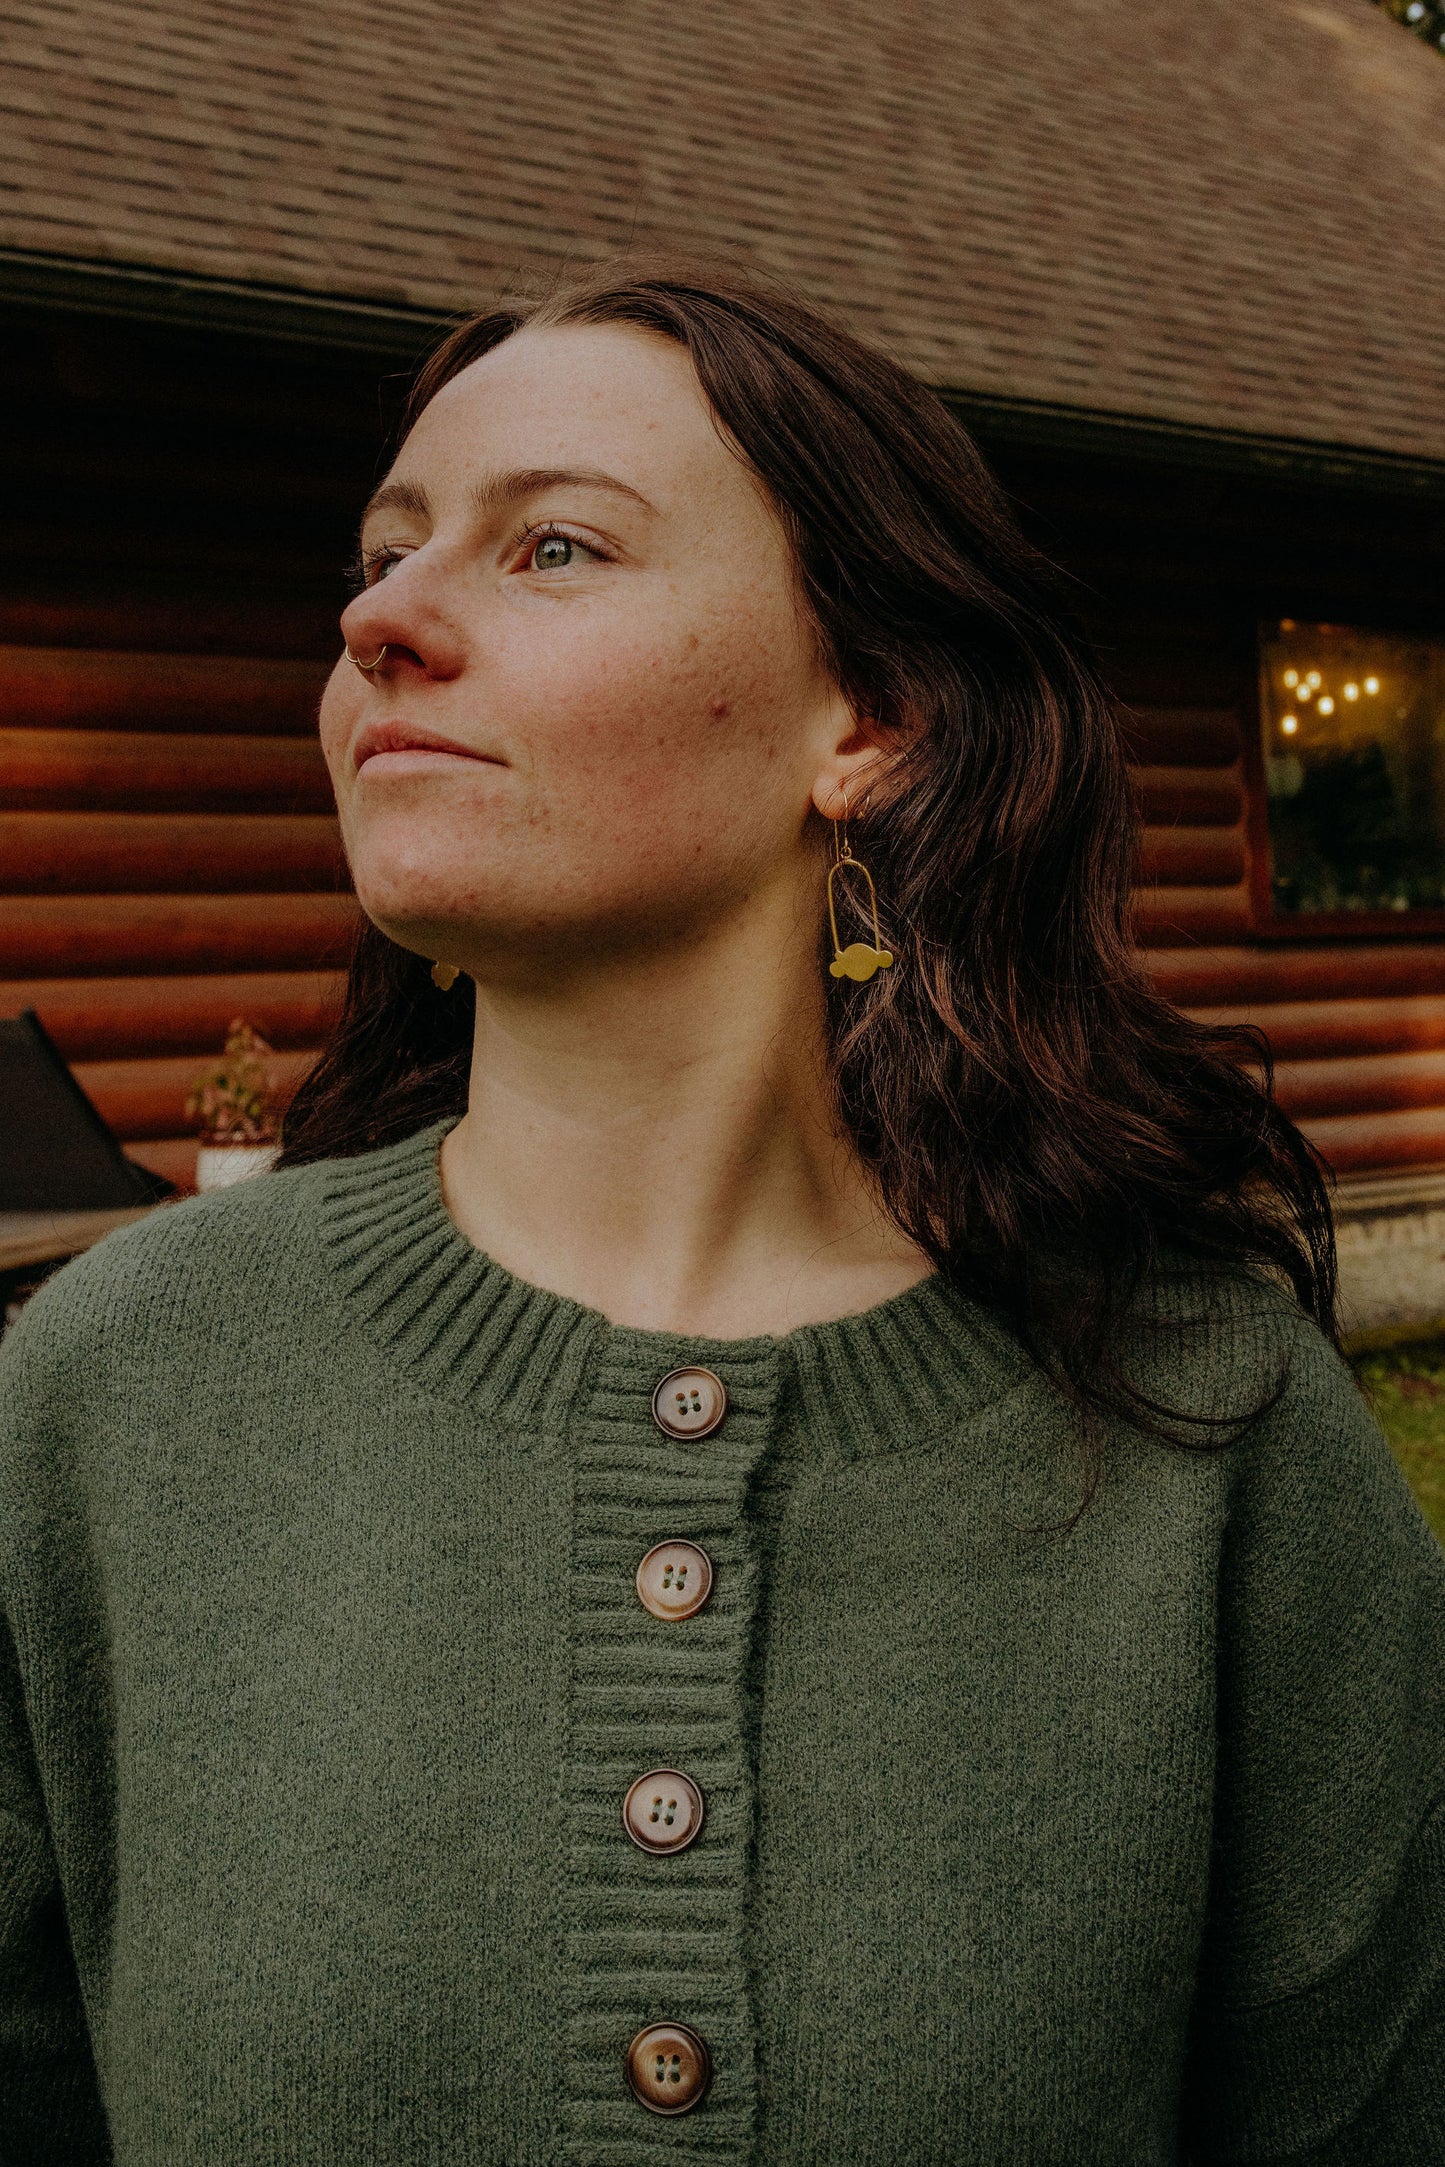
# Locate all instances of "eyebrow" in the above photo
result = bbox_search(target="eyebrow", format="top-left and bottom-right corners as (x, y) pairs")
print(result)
(359, 477), (431, 528)
(359, 466), (656, 531)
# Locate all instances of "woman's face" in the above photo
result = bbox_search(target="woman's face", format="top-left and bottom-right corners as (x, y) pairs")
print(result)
(320, 321), (857, 981)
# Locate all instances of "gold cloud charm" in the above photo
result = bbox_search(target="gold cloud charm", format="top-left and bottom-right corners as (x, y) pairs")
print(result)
(830, 941), (893, 982)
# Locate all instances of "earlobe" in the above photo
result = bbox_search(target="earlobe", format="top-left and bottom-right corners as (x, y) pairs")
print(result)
(812, 747), (900, 827)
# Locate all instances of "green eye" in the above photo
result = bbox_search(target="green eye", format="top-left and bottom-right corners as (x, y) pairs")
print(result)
(532, 534), (574, 570)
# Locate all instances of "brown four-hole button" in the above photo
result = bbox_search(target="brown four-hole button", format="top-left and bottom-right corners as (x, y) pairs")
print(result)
(625, 2021), (712, 2116)
(623, 1767), (705, 1855)
(651, 1365), (728, 1441)
(635, 1539), (714, 1622)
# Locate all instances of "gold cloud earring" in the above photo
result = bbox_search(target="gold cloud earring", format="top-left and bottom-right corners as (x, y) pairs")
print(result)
(430, 961), (460, 991)
(826, 786), (893, 983)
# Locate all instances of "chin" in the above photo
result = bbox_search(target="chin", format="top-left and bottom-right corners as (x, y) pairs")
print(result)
(350, 838), (688, 970)
(353, 865), (535, 966)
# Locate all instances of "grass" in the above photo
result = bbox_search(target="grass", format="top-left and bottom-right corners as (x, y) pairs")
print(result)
(1350, 1335), (1445, 1548)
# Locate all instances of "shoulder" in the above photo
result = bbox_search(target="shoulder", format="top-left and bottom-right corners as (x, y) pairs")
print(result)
(1119, 1251), (1320, 1423)
(1113, 1253), (1407, 1514)
(0, 1147), (380, 1455)
(0, 1118), (453, 1421)
(1134, 1261), (1442, 1591)
(4, 1158), (321, 1364)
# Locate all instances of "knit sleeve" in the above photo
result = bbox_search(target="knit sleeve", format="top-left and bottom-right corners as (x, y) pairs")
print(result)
(0, 1615), (111, 2163)
(1180, 1319), (1445, 2165)
(0, 1297), (113, 2164)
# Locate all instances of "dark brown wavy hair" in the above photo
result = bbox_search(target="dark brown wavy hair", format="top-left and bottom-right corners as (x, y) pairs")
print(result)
(280, 259), (1336, 1486)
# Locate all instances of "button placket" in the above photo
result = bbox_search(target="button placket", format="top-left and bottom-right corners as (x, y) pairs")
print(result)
(557, 1340), (776, 2159)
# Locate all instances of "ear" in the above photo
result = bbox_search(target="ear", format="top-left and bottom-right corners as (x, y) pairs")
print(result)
(811, 738), (908, 825)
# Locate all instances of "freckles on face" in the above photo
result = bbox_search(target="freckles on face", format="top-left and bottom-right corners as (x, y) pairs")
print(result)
(527, 572), (806, 876)
(326, 320), (839, 958)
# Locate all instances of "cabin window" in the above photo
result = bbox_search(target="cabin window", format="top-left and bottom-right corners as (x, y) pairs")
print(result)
(1260, 618), (1445, 917)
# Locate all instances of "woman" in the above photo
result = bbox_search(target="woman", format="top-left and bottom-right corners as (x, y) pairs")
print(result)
(2, 262), (1441, 2165)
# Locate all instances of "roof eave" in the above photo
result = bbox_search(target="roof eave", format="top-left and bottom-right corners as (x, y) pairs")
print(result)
(6, 248), (1444, 502)
(944, 389), (1445, 503)
(0, 246), (452, 362)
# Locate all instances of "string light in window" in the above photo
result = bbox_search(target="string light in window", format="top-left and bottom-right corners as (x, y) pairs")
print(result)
(1344, 683), (1359, 700)
(1317, 695), (1335, 715)
(1281, 714), (1299, 735)
(1306, 671), (1322, 688)
(1365, 676), (1380, 695)
(1298, 683), (1313, 701)
(1283, 668), (1299, 688)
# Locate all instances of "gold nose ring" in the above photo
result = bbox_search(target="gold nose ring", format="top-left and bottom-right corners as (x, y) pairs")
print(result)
(345, 643), (388, 674)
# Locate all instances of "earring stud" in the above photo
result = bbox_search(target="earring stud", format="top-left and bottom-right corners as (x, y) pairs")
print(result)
(345, 643), (388, 674)
(431, 961), (460, 991)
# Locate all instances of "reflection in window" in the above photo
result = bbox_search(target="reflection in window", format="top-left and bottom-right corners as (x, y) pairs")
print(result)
(1261, 620), (1445, 916)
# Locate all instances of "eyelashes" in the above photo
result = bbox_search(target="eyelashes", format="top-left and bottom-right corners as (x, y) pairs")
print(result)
(511, 519), (607, 565)
(344, 541), (406, 595)
(342, 521), (613, 594)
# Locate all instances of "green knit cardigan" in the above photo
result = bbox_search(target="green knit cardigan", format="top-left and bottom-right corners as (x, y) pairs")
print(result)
(1, 1117), (1442, 2164)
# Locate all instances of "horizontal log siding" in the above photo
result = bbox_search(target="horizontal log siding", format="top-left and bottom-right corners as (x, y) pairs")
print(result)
(0, 728), (335, 811)
(2, 647), (329, 734)
(73, 1048), (317, 1140)
(0, 894), (359, 977)
(1130, 713), (1253, 948)
(1, 811), (347, 893)
(0, 972), (345, 1059)
(1123, 702), (1445, 1175)
(2, 646), (340, 1189)
(6, 660), (1445, 1188)
(1187, 998), (1445, 1061)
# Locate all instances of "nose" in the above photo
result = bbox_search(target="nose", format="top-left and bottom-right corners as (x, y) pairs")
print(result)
(338, 558), (466, 683)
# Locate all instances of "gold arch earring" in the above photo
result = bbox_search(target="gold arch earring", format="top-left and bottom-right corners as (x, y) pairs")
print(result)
(430, 961), (460, 991)
(826, 784), (894, 983)
(345, 643), (388, 674)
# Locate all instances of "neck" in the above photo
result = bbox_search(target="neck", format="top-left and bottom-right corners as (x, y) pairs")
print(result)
(437, 892), (932, 1338)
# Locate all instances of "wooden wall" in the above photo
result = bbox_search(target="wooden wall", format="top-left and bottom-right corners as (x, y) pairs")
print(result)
(0, 644), (354, 1189)
(0, 298), (389, 1190)
(4, 302), (1445, 1191)
(1130, 699), (1445, 1176)
(991, 419), (1445, 1187)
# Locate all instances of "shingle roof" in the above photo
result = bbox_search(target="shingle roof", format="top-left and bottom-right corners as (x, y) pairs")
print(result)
(3, 0), (1443, 462)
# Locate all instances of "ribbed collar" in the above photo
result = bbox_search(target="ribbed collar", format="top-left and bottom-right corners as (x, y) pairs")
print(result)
(316, 1117), (1030, 1453)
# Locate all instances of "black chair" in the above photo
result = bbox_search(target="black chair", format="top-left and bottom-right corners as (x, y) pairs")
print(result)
(0, 1008), (176, 1211)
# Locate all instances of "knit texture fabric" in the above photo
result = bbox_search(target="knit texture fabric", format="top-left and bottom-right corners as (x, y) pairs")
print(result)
(1, 1116), (1443, 2165)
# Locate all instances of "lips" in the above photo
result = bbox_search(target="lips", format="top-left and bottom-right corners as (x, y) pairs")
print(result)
(353, 719), (500, 771)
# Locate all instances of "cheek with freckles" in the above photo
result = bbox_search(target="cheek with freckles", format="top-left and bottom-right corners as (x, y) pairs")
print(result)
(497, 585), (811, 861)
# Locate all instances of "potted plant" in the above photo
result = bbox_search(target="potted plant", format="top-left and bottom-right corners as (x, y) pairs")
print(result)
(186, 1019), (282, 1191)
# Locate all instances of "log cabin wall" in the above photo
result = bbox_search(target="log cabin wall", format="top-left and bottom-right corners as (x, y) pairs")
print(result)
(1130, 695), (1445, 1177)
(0, 644), (354, 1189)
(0, 300), (390, 1189)
(980, 421), (1445, 1185)
(3, 303), (1444, 1192)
